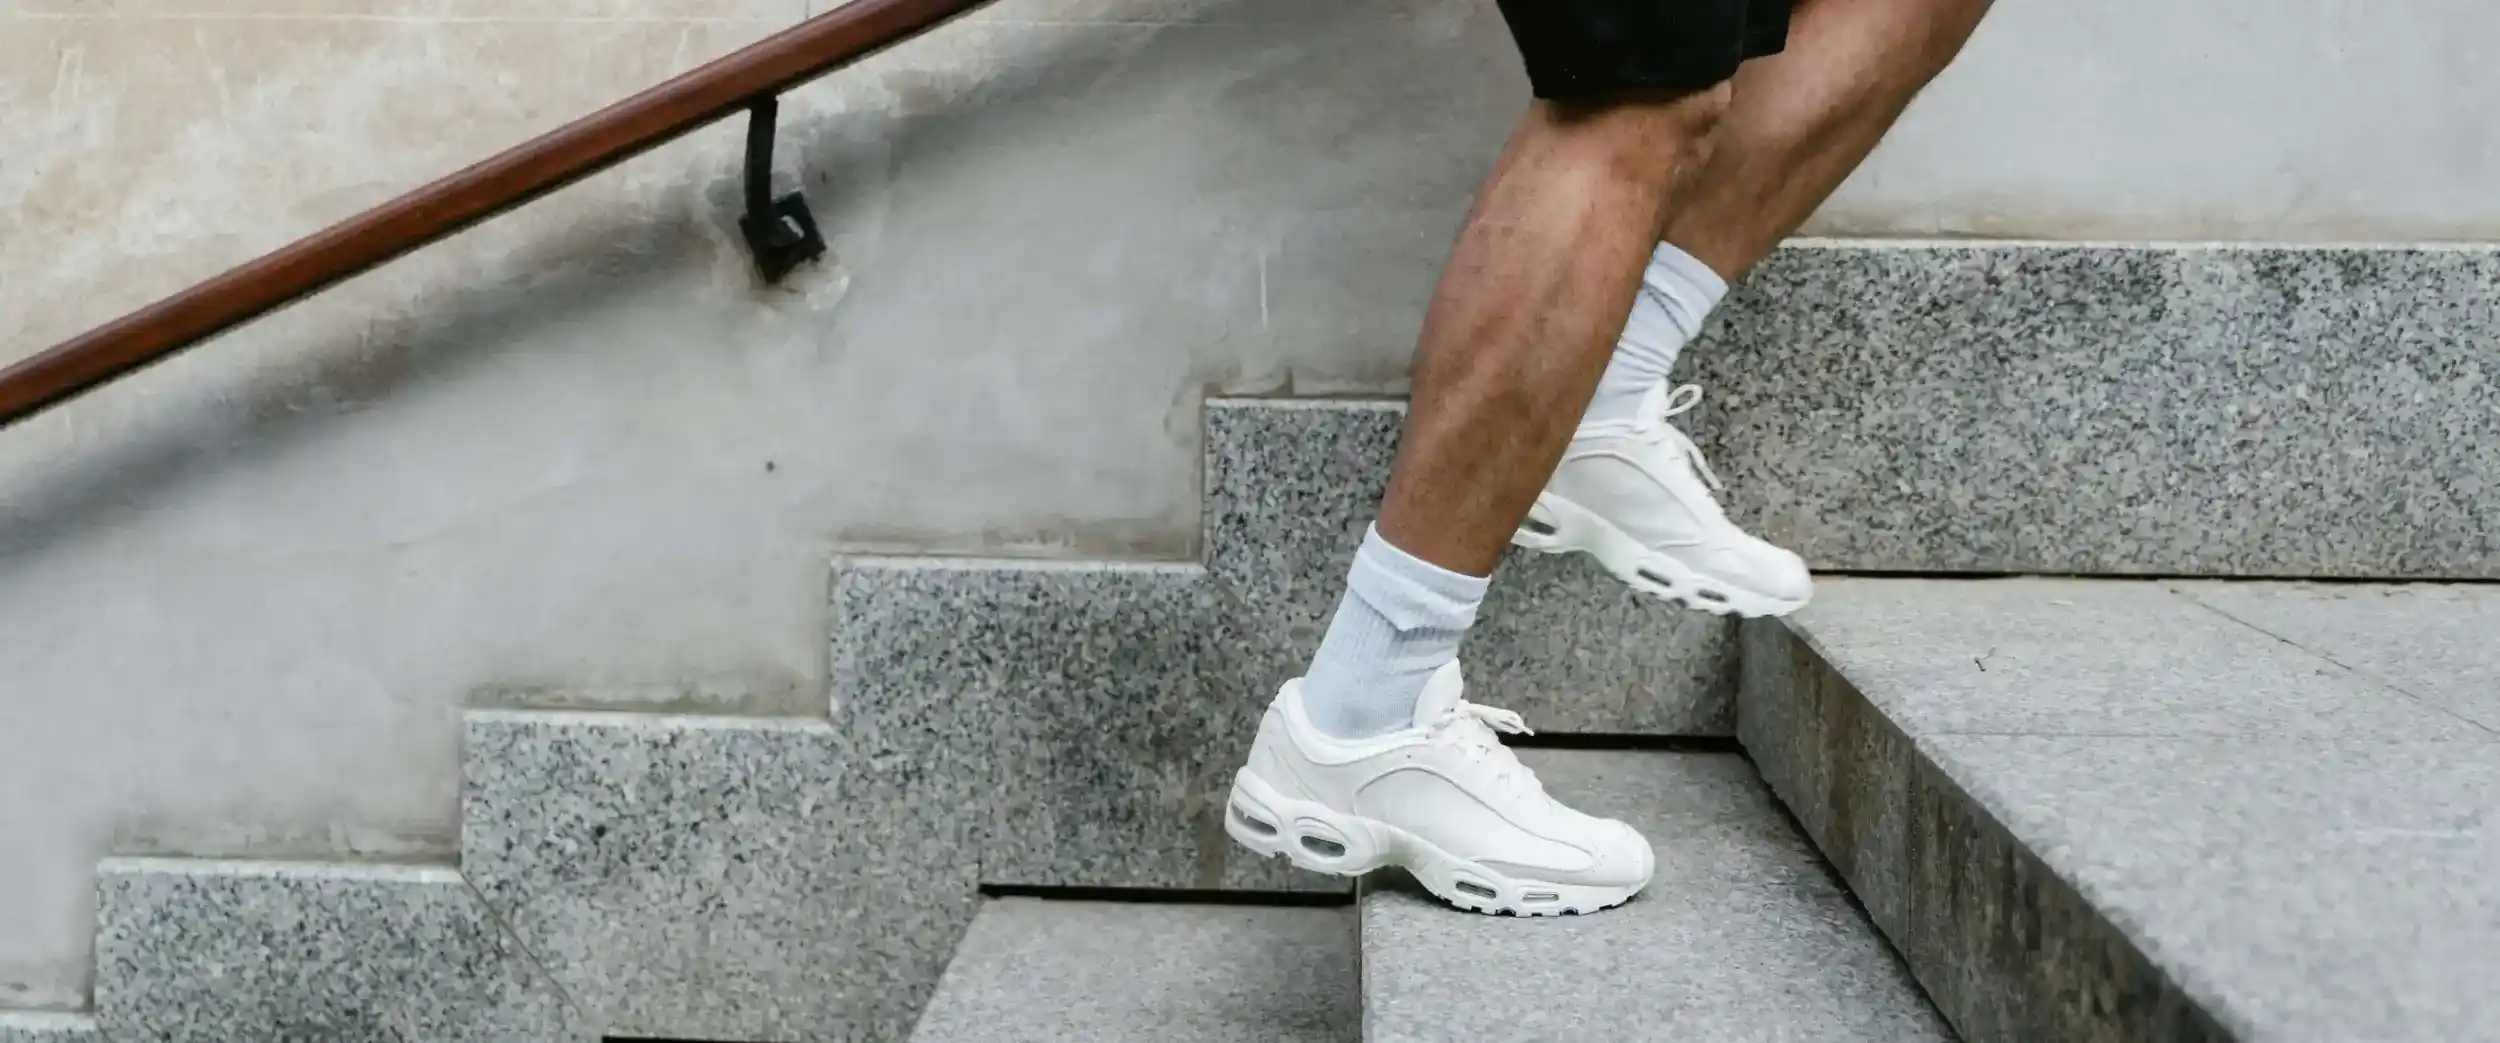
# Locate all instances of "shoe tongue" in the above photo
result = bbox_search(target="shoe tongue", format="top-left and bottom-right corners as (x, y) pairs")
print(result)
(1409, 661), (1467, 729)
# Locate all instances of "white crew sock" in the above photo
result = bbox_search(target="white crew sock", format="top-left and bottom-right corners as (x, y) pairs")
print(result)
(1298, 525), (1492, 740)
(1581, 242), (1729, 425)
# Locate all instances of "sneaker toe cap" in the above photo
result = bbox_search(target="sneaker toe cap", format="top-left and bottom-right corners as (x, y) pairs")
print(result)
(1592, 819), (1655, 888)
(1706, 539), (1813, 604)
(1760, 545), (1814, 602)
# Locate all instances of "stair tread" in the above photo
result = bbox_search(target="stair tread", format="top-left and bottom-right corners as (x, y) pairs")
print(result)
(908, 897), (1357, 1043)
(1778, 577), (2500, 1041)
(1360, 749), (1950, 1043)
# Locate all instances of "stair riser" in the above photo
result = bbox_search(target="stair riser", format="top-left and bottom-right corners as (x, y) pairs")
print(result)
(1738, 619), (2233, 1043)
(1702, 244), (2499, 579)
(907, 899), (1358, 1043)
(89, 860), (581, 1043)
(1237, 244), (2500, 582)
(462, 711), (978, 1043)
(832, 550), (1721, 855)
(832, 561), (1332, 893)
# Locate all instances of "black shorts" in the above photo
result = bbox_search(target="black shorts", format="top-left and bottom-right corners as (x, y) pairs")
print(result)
(1497, 0), (1793, 101)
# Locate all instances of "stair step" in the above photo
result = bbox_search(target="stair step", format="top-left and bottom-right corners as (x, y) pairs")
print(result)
(907, 897), (1357, 1043)
(1360, 749), (1949, 1043)
(1697, 244), (2499, 580)
(90, 858), (585, 1042)
(0, 1012), (102, 1043)
(462, 709), (975, 1043)
(1741, 577), (2500, 1042)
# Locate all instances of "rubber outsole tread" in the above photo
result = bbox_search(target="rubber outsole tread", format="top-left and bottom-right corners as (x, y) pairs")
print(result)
(1515, 536), (1801, 620)
(1248, 848), (1637, 919)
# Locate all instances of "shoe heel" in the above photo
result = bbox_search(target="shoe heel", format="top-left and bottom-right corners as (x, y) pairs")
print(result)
(1225, 771), (1389, 877)
(1511, 496), (1570, 553)
(1224, 777), (1289, 859)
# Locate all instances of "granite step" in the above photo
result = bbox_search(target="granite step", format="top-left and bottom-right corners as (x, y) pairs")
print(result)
(1210, 243), (2500, 588)
(1739, 577), (2500, 1042)
(906, 896), (1358, 1043)
(89, 857), (587, 1042)
(0, 1012), (104, 1043)
(1361, 749), (1950, 1043)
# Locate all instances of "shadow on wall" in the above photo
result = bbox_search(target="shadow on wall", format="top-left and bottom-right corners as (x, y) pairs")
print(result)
(0, 0), (1352, 569)
(1, 215), (698, 566)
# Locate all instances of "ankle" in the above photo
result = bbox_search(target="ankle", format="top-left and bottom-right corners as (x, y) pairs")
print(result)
(1581, 243), (1727, 425)
(1298, 526), (1491, 740)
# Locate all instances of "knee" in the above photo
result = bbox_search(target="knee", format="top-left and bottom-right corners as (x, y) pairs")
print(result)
(1643, 80), (1736, 140)
(1539, 81), (1735, 184)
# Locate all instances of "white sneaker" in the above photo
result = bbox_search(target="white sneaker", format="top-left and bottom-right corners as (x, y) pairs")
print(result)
(1516, 383), (1811, 617)
(1225, 661), (1653, 916)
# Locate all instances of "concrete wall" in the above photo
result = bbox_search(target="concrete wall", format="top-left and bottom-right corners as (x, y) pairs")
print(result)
(2, 0), (2494, 1011)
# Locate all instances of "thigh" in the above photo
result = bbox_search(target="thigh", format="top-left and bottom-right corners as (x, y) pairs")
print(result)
(1495, 0), (1765, 101)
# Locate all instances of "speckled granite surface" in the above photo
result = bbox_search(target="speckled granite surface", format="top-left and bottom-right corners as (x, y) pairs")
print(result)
(1741, 577), (2500, 1043)
(0, 1011), (104, 1043)
(462, 710), (977, 1043)
(908, 898), (1358, 1043)
(2174, 580), (2500, 730)
(91, 859), (585, 1043)
(832, 559), (1327, 893)
(1690, 243), (2500, 578)
(1363, 751), (1948, 1043)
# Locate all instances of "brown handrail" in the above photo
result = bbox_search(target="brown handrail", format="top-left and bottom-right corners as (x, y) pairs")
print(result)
(0, 0), (997, 429)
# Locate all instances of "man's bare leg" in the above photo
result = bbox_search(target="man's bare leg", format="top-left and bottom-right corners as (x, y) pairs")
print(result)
(1226, 4), (1784, 920)
(1527, 0), (1996, 620)
(1275, 89), (1732, 744)
(1223, 87), (1731, 918)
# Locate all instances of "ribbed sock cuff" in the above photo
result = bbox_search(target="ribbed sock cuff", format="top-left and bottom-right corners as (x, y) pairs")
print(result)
(1343, 525), (1491, 632)
(1621, 242), (1729, 355)
(1648, 241), (1729, 313)
(1586, 243), (1732, 426)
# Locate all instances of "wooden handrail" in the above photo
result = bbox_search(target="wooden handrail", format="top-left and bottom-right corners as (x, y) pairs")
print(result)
(0, 0), (997, 429)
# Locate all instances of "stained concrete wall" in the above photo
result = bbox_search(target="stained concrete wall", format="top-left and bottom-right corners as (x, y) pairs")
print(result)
(2, 0), (2494, 1011)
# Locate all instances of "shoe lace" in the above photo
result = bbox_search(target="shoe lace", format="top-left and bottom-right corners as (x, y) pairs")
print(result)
(1650, 383), (1727, 499)
(1428, 701), (1541, 793)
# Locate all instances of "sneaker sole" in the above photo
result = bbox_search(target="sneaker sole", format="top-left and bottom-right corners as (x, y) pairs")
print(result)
(1512, 491), (1808, 619)
(1223, 768), (1647, 917)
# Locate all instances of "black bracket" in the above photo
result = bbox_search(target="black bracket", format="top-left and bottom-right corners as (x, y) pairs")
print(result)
(738, 96), (826, 283)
